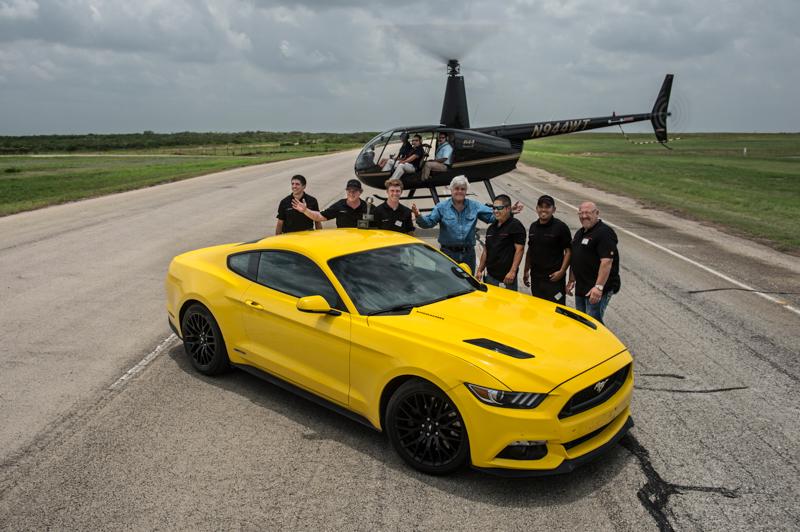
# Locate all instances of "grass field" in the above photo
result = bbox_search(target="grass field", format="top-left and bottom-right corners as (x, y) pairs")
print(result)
(521, 133), (800, 252)
(0, 144), (358, 216)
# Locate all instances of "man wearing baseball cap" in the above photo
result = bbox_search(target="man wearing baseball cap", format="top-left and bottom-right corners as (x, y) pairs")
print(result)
(293, 178), (367, 228)
(523, 194), (572, 304)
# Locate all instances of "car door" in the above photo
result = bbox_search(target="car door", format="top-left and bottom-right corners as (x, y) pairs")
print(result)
(237, 250), (351, 406)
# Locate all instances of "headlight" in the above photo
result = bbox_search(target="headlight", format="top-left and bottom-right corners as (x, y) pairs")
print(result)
(466, 383), (546, 409)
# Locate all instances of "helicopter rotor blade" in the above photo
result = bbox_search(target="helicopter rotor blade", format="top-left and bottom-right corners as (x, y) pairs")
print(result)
(384, 22), (499, 66)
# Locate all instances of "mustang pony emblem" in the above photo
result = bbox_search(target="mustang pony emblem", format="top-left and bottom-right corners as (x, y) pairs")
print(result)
(594, 379), (610, 394)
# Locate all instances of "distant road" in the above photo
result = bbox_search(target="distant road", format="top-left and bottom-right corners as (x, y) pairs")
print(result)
(0, 150), (797, 530)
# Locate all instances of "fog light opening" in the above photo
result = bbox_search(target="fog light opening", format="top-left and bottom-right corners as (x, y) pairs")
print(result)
(497, 441), (548, 460)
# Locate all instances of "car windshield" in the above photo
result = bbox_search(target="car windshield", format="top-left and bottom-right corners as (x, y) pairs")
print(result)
(328, 244), (477, 316)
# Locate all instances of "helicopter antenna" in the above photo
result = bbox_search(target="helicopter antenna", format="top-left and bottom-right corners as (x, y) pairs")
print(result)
(502, 106), (516, 126)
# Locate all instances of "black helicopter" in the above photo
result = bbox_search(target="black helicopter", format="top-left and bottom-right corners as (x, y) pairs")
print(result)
(354, 59), (674, 203)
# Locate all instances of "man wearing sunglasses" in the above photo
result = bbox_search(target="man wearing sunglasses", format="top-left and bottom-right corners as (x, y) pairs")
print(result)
(412, 175), (523, 274)
(476, 194), (526, 290)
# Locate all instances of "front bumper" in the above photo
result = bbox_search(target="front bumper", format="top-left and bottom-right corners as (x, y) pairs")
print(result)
(455, 351), (634, 473)
(472, 415), (633, 477)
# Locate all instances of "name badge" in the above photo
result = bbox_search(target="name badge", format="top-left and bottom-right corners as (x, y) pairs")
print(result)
(581, 238), (590, 245)
(394, 220), (403, 227)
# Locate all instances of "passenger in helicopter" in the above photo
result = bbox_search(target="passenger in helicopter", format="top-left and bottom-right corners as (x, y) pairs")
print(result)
(421, 132), (453, 181)
(390, 134), (425, 180)
(378, 132), (412, 171)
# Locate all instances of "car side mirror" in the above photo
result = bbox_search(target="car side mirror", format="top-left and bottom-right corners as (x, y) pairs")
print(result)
(297, 295), (341, 316)
(458, 262), (473, 276)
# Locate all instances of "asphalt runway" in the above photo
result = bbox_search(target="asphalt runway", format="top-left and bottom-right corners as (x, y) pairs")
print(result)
(1, 150), (798, 530)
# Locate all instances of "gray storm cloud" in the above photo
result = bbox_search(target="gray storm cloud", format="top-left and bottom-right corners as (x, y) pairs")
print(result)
(0, 0), (797, 134)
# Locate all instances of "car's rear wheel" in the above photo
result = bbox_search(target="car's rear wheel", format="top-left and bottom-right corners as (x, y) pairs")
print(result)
(386, 379), (469, 475)
(181, 304), (229, 375)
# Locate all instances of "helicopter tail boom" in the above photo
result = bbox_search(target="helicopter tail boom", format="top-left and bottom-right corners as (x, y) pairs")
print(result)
(476, 74), (675, 144)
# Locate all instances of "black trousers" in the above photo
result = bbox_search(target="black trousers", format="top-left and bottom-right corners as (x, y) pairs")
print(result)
(531, 277), (566, 305)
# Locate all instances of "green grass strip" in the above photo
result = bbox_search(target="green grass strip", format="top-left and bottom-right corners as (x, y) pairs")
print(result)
(521, 133), (800, 252)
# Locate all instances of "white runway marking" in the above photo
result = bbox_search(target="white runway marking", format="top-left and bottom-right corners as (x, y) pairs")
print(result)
(525, 185), (800, 318)
(110, 334), (179, 390)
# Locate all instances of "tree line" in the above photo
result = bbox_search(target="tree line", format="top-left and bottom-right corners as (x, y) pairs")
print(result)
(0, 131), (377, 154)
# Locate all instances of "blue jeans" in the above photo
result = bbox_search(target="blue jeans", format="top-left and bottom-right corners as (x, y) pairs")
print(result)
(441, 246), (476, 276)
(574, 293), (613, 324)
(484, 273), (518, 291)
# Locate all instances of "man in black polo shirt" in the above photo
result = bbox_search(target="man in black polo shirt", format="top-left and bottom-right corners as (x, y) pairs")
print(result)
(275, 174), (322, 234)
(476, 194), (526, 290)
(292, 178), (367, 228)
(523, 194), (572, 304)
(390, 134), (426, 181)
(373, 178), (414, 233)
(567, 201), (621, 324)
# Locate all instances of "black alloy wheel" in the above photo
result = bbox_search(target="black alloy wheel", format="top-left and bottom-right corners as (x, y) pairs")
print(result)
(181, 304), (229, 376)
(386, 379), (469, 475)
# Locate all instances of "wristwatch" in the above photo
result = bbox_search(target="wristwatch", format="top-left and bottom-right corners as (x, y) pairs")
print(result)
(594, 284), (604, 291)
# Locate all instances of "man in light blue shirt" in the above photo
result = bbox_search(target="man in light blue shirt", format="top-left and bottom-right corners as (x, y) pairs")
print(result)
(411, 175), (523, 273)
(421, 132), (454, 181)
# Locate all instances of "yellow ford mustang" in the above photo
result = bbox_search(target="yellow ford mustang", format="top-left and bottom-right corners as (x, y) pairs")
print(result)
(165, 229), (633, 476)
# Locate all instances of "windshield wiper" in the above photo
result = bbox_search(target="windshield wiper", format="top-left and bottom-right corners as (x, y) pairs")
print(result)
(419, 289), (474, 307)
(368, 304), (416, 316)
(451, 266), (487, 291)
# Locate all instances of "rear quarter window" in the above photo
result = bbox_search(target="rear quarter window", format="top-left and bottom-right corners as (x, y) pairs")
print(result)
(227, 252), (259, 281)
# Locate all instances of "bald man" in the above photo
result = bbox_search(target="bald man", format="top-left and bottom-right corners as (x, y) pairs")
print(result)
(566, 201), (620, 324)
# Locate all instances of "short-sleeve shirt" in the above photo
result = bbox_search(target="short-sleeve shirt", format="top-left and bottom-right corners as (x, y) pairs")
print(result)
(485, 217), (526, 280)
(527, 216), (571, 278)
(277, 193), (319, 233)
(374, 202), (414, 233)
(409, 145), (425, 170)
(320, 198), (367, 228)
(435, 142), (453, 165)
(397, 141), (412, 159)
(571, 220), (621, 295)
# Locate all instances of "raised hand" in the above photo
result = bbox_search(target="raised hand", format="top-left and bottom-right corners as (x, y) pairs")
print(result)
(292, 198), (307, 213)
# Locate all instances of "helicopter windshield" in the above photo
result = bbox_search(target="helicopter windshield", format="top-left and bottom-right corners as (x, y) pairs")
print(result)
(354, 131), (391, 172)
(356, 129), (411, 172)
(354, 128), (437, 173)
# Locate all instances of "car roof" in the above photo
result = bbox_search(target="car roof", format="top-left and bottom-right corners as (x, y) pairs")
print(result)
(234, 229), (422, 263)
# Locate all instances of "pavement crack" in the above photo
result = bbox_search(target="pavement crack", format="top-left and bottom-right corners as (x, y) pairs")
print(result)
(621, 434), (739, 532)
(639, 373), (686, 379)
(687, 287), (800, 295)
(634, 386), (748, 394)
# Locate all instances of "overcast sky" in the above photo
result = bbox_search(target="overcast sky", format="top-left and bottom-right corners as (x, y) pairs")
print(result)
(1, 0), (798, 134)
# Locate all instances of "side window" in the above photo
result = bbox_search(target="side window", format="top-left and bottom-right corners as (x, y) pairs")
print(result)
(228, 252), (258, 281)
(256, 251), (343, 310)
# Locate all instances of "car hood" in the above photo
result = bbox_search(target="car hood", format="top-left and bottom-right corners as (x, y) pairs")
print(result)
(368, 287), (627, 392)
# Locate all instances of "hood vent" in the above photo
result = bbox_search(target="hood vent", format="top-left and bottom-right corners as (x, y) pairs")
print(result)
(463, 338), (534, 359)
(555, 306), (597, 330)
(417, 310), (444, 320)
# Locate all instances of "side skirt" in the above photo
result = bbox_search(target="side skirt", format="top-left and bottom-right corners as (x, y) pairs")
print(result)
(231, 363), (379, 432)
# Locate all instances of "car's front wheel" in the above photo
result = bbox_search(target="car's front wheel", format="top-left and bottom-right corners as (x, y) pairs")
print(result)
(386, 379), (470, 475)
(181, 303), (229, 376)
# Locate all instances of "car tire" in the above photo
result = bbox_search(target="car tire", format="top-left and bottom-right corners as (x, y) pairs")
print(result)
(181, 303), (229, 376)
(386, 379), (470, 475)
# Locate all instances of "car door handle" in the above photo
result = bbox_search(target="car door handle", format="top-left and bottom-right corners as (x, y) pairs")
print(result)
(245, 299), (265, 311)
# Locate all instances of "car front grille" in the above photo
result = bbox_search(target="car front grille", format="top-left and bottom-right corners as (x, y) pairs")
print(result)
(562, 421), (611, 450)
(558, 364), (631, 419)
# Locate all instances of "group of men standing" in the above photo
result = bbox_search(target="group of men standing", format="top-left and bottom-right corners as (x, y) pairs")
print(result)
(275, 173), (620, 324)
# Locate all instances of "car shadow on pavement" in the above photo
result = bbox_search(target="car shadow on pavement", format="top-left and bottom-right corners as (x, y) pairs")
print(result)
(168, 345), (633, 507)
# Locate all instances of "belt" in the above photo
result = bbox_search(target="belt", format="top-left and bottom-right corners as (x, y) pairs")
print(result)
(441, 245), (471, 252)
